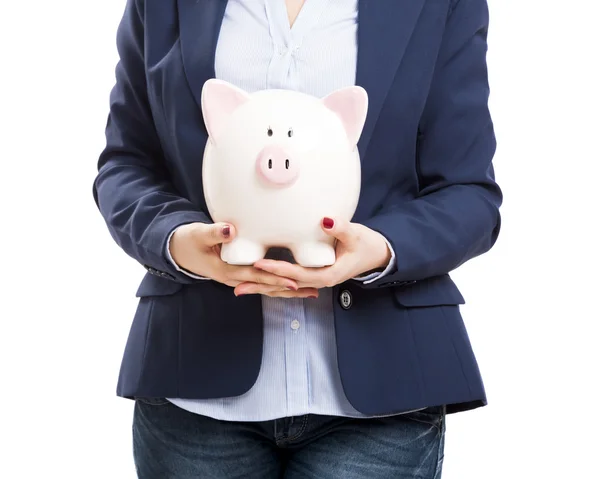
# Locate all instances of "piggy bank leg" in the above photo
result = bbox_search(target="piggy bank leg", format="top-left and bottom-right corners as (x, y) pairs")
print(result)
(220, 238), (267, 265)
(291, 242), (336, 268)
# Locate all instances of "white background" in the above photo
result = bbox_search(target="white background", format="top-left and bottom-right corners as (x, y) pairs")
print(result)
(1, 0), (599, 477)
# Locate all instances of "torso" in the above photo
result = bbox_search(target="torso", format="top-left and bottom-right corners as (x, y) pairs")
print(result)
(285, 0), (305, 27)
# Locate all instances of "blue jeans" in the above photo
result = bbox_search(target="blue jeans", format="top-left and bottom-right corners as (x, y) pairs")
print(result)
(133, 398), (445, 478)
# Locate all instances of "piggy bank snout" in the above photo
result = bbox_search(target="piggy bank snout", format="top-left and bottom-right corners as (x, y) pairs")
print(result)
(255, 145), (299, 187)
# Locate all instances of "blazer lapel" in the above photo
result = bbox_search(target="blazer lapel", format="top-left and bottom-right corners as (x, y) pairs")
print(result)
(177, 0), (228, 110)
(356, 0), (426, 157)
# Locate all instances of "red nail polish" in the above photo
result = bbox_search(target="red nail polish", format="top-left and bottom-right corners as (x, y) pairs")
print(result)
(309, 295), (318, 299)
(222, 225), (230, 237)
(322, 217), (334, 229)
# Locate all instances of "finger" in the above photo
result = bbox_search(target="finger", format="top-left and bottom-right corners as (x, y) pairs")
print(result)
(321, 217), (357, 245)
(226, 265), (299, 290)
(197, 222), (237, 247)
(235, 283), (319, 298)
(234, 282), (295, 296)
(266, 288), (320, 298)
(233, 283), (280, 296)
(253, 259), (333, 287)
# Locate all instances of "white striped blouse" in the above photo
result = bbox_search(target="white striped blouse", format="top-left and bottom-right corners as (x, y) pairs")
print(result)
(168, 0), (396, 421)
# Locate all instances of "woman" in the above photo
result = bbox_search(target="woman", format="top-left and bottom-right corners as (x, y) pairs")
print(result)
(94, 0), (502, 477)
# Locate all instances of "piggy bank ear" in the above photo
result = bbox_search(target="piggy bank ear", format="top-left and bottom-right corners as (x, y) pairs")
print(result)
(321, 86), (368, 147)
(201, 79), (250, 141)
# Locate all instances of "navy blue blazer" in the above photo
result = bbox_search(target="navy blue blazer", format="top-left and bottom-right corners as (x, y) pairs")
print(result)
(94, 0), (502, 415)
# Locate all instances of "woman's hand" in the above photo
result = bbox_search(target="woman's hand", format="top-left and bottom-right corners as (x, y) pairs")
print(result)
(234, 217), (392, 296)
(170, 222), (316, 296)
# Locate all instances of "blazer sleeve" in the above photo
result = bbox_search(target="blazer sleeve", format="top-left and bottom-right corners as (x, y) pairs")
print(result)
(93, 0), (210, 284)
(359, 0), (502, 289)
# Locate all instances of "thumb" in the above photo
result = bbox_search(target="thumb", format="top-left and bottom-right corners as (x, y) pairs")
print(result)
(200, 222), (236, 247)
(321, 217), (355, 244)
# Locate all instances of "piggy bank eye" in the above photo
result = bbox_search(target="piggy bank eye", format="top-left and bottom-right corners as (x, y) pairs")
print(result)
(288, 128), (293, 138)
(267, 127), (273, 137)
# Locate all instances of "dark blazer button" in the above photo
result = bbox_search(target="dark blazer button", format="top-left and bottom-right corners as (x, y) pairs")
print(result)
(339, 290), (353, 310)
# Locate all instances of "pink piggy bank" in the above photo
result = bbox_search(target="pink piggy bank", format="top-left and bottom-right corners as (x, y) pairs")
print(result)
(201, 79), (368, 267)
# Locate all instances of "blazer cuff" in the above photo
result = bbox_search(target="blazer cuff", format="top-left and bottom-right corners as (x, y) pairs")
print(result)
(352, 237), (396, 284)
(165, 228), (211, 280)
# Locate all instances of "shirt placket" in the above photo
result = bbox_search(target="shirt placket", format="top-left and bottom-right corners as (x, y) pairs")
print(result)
(283, 298), (309, 414)
(265, 0), (291, 89)
(263, 0), (331, 416)
(265, 0), (328, 91)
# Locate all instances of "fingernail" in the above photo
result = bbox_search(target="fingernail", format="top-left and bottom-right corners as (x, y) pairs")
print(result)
(309, 295), (318, 299)
(222, 225), (230, 237)
(287, 286), (298, 291)
(322, 217), (334, 229)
